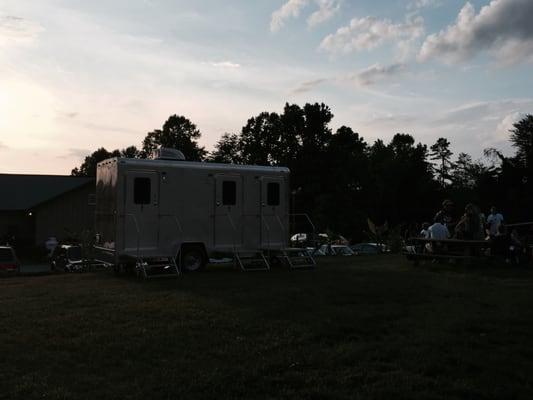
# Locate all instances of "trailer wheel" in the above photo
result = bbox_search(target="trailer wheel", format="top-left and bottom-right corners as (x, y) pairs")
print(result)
(179, 246), (206, 273)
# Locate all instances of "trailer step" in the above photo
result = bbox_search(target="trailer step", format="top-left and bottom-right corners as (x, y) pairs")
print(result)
(235, 252), (270, 272)
(281, 249), (316, 270)
(136, 257), (180, 279)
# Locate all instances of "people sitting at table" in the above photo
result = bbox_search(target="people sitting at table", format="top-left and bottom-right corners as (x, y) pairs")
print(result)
(428, 215), (450, 240)
(434, 199), (456, 236)
(509, 228), (523, 264)
(486, 206), (504, 239)
(420, 222), (430, 239)
(454, 203), (484, 240)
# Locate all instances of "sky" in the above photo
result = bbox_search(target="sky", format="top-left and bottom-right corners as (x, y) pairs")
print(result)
(1, 0), (533, 174)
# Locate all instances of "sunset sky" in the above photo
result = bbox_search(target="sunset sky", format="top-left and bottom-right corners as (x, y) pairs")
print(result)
(1, 0), (532, 174)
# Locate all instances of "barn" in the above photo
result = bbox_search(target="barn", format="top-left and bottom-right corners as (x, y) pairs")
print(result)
(0, 174), (95, 247)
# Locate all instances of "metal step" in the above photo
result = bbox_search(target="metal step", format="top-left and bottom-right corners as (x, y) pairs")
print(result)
(136, 257), (180, 279)
(281, 249), (316, 270)
(235, 252), (270, 272)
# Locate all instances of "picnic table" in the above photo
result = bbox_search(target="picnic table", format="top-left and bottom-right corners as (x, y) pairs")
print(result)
(404, 237), (492, 264)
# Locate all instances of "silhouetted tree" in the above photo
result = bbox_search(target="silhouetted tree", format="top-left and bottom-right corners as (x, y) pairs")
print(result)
(510, 114), (533, 169)
(239, 112), (283, 165)
(120, 145), (141, 159)
(71, 148), (120, 177)
(366, 134), (437, 226)
(208, 133), (242, 164)
(430, 137), (454, 186)
(142, 115), (207, 161)
(320, 126), (368, 238)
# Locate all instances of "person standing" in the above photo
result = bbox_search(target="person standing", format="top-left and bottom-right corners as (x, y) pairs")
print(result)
(487, 206), (504, 238)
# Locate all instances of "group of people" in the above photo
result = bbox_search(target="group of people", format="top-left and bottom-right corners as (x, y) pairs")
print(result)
(418, 200), (527, 262)
(420, 200), (504, 241)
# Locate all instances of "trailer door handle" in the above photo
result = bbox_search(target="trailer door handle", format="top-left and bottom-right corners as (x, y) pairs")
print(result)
(216, 201), (221, 206)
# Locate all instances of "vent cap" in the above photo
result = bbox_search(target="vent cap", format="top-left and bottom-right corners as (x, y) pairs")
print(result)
(151, 147), (186, 161)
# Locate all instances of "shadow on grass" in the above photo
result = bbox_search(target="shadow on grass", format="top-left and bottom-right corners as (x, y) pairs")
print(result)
(1, 255), (533, 399)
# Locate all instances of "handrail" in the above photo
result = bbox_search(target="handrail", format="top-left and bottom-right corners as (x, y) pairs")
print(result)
(275, 214), (286, 248)
(124, 213), (141, 261)
(289, 213), (316, 234)
(261, 214), (271, 251)
(224, 211), (239, 256)
(159, 213), (184, 263)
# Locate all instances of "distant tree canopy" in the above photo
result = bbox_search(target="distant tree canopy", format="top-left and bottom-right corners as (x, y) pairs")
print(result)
(71, 148), (119, 177)
(71, 146), (139, 177)
(142, 115), (207, 161)
(71, 106), (533, 241)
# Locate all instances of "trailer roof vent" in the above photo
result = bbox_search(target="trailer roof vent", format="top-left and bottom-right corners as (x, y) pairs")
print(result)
(151, 147), (186, 161)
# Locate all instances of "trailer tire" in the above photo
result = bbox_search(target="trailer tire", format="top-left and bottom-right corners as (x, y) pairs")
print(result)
(179, 246), (206, 273)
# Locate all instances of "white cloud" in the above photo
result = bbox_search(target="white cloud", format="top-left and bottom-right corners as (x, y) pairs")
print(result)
(319, 15), (424, 54)
(418, 0), (533, 65)
(209, 61), (241, 68)
(349, 63), (406, 86)
(496, 111), (526, 139)
(270, 0), (340, 32)
(407, 0), (441, 11)
(0, 15), (43, 46)
(270, 0), (309, 32)
(307, 0), (341, 28)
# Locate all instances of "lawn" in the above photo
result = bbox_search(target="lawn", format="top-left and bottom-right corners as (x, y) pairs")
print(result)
(1, 256), (533, 400)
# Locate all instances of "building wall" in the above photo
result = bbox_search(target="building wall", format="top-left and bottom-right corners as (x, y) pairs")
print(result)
(0, 211), (34, 245)
(34, 184), (95, 245)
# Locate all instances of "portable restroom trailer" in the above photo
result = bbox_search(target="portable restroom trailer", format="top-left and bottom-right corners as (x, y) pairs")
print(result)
(94, 150), (314, 276)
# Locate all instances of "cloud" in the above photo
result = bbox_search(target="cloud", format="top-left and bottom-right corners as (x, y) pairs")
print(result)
(407, 0), (441, 11)
(431, 99), (533, 149)
(0, 15), (43, 46)
(291, 78), (328, 94)
(349, 63), (406, 86)
(57, 148), (91, 159)
(418, 0), (533, 65)
(496, 111), (526, 138)
(59, 111), (79, 119)
(271, 0), (309, 32)
(319, 15), (424, 54)
(307, 0), (341, 28)
(209, 61), (241, 68)
(270, 0), (340, 32)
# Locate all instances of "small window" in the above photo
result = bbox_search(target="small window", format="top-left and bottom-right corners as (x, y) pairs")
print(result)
(222, 181), (236, 205)
(267, 182), (280, 206)
(134, 177), (151, 204)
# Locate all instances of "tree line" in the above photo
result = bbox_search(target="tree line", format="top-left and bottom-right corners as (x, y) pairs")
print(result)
(72, 103), (533, 242)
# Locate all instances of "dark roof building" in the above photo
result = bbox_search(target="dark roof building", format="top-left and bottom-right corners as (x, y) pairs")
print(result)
(0, 174), (95, 247)
(0, 174), (93, 211)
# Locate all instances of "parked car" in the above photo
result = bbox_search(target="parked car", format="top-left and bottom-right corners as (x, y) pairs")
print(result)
(306, 247), (326, 256)
(350, 243), (390, 255)
(0, 246), (20, 274)
(50, 245), (84, 272)
(315, 244), (355, 256)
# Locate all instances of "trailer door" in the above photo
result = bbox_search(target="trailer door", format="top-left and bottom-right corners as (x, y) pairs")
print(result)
(214, 175), (242, 250)
(260, 177), (286, 249)
(124, 171), (159, 253)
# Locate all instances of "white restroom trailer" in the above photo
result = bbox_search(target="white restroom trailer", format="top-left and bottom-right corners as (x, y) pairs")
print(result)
(94, 150), (314, 276)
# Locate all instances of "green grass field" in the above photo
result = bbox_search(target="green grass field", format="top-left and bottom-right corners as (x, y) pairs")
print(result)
(1, 256), (533, 400)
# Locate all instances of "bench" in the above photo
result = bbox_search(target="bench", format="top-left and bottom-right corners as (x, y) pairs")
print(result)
(404, 237), (492, 264)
